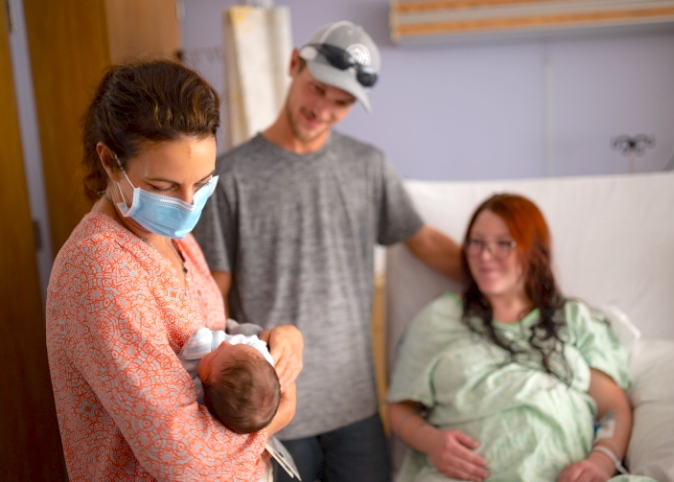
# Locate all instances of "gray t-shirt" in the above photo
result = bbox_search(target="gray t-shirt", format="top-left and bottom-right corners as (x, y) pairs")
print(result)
(193, 131), (423, 439)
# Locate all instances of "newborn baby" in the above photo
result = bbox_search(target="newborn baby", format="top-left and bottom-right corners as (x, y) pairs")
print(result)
(179, 323), (281, 434)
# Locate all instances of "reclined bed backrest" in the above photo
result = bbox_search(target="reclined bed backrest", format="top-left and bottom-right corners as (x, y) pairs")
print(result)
(386, 172), (674, 371)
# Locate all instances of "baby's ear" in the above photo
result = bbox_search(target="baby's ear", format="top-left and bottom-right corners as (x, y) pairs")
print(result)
(196, 351), (215, 382)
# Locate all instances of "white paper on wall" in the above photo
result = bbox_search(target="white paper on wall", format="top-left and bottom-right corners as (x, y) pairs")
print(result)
(222, 6), (292, 149)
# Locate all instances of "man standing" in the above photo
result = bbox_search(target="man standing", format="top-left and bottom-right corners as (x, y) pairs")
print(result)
(194, 20), (462, 482)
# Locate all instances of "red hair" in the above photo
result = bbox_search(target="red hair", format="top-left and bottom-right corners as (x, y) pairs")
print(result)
(461, 194), (553, 302)
(461, 193), (569, 383)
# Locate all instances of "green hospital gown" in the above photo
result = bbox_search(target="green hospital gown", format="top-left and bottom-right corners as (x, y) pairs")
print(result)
(388, 293), (650, 482)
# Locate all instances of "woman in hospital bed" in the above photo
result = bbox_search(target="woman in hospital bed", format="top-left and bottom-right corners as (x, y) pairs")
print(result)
(387, 194), (655, 482)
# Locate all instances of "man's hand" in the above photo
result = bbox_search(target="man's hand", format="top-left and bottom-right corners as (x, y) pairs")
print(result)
(423, 427), (489, 482)
(260, 325), (303, 389)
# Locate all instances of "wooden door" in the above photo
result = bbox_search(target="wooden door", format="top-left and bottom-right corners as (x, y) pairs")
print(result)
(23, 0), (181, 256)
(0, 2), (67, 480)
(23, 0), (111, 255)
(105, 0), (181, 64)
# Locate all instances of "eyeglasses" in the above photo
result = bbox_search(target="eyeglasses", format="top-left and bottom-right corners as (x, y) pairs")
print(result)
(466, 239), (517, 260)
(307, 43), (378, 88)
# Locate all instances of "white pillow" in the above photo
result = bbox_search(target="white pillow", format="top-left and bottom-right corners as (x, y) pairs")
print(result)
(626, 340), (674, 481)
(594, 304), (641, 357)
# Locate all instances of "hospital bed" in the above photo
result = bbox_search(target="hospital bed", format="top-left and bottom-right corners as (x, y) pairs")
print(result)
(383, 172), (674, 481)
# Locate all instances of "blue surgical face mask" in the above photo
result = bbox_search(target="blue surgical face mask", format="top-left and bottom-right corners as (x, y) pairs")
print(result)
(114, 157), (218, 239)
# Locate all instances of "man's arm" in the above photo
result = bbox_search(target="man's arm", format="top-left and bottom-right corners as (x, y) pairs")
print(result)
(404, 225), (463, 282)
(211, 270), (232, 316)
(266, 382), (297, 435)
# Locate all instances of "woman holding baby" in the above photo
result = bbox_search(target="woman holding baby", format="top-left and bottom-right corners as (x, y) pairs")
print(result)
(46, 60), (302, 481)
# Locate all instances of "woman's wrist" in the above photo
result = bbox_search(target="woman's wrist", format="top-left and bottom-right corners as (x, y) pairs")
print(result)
(592, 437), (629, 475)
(593, 439), (623, 460)
(413, 422), (440, 455)
(588, 446), (621, 477)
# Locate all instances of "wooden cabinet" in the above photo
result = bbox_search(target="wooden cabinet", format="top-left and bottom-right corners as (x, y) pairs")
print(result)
(23, 0), (181, 255)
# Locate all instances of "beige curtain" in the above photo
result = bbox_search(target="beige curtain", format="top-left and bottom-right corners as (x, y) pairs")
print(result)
(222, 6), (292, 149)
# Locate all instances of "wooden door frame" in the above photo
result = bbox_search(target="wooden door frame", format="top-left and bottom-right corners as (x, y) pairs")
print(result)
(0, 0), (67, 479)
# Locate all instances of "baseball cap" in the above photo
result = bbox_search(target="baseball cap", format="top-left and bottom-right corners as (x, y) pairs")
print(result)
(298, 21), (381, 113)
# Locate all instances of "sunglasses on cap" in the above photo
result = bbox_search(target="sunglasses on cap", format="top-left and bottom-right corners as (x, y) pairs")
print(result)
(305, 43), (378, 88)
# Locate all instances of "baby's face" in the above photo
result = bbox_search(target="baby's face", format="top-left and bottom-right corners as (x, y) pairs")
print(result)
(197, 341), (264, 382)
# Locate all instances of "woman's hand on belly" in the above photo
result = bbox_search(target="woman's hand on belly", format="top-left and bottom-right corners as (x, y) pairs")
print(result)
(389, 401), (489, 482)
(423, 426), (489, 482)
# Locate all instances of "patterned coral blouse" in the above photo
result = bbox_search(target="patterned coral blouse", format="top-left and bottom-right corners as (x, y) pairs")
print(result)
(46, 212), (267, 481)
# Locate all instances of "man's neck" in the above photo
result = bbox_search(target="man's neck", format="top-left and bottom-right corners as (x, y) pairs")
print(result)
(262, 115), (330, 155)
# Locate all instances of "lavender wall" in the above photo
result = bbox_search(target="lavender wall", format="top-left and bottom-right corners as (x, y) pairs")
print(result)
(182, 1), (674, 181)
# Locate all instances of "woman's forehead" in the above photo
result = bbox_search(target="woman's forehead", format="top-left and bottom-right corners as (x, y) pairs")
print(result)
(471, 210), (510, 235)
(126, 137), (216, 179)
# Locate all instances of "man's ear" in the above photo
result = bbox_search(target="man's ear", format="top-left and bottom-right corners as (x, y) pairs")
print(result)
(288, 48), (301, 77)
(96, 142), (119, 182)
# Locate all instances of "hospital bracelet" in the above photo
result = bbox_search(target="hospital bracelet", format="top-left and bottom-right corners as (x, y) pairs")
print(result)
(591, 445), (629, 475)
(594, 438), (622, 458)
